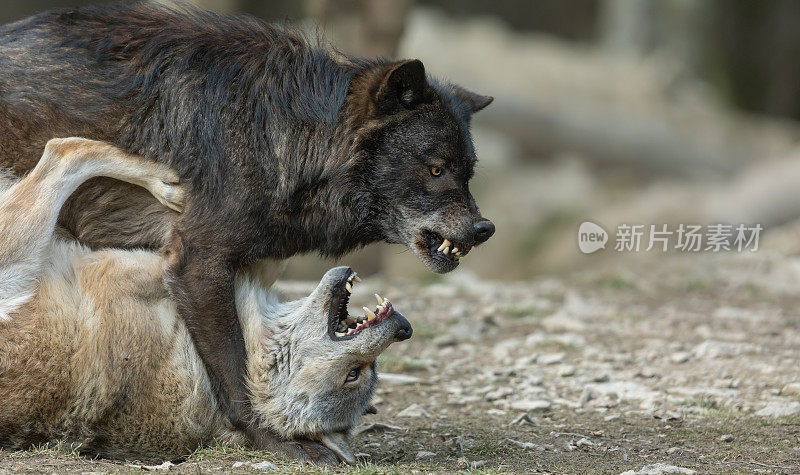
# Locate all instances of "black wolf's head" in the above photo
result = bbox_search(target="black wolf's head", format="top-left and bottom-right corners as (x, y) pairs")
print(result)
(348, 60), (495, 273)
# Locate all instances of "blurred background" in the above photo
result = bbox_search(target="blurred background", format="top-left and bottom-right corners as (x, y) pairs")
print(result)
(5, 0), (800, 281)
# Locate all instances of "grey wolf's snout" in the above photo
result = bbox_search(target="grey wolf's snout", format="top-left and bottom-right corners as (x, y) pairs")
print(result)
(393, 313), (412, 341)
(473, 219), (495, 244)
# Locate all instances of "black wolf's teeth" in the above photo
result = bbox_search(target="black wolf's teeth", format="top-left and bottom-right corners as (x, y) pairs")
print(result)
(434, 237), (467, 260)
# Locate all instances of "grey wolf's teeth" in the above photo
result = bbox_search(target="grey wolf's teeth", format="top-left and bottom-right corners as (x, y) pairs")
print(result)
(363, 307), (376, 321)
(374, 293), (383, 305)
(345, 272), (359, 293)
(437, 239), (451, 252)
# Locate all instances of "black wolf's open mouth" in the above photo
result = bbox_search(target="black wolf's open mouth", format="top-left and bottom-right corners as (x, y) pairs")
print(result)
(422, 230), (472, 261)
(328, 270), (395, 340)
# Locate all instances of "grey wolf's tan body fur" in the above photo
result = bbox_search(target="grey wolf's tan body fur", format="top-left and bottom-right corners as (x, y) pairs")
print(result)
(0, 139), (408, 462)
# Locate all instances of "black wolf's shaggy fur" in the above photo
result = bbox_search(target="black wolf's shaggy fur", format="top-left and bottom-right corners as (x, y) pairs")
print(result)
(0, 2), (493, 460)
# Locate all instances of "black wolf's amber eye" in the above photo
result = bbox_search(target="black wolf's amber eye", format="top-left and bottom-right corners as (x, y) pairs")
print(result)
(430, 166), (443, 177)
(346, 368), (361, 383)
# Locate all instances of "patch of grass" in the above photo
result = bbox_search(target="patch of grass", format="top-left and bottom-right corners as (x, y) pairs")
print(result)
(685, 280), (711, 293)
(186, 441), (280, 464)
(8, 441), (82, 459)
(677, 398), (720, 411)
(466, 440), (513, 458)
(595, 274), (635, 290)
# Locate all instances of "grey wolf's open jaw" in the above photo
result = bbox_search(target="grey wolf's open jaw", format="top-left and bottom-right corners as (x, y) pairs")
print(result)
(423, 230), (472, 261)
(328, 270), (396, 340)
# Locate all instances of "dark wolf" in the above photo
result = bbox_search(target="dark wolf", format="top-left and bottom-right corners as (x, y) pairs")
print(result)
(0, 2), (494, 461)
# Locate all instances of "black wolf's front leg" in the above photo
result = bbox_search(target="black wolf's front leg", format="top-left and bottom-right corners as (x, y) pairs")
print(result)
(163, 238), (248, 423)
(163, 232), (338, 464)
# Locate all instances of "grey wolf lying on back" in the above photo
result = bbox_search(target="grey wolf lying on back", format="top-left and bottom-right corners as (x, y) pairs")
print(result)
(0, 138), (412, 463)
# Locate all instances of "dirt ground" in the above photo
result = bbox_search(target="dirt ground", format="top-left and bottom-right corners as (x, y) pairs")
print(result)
(2, 252), (800, 474)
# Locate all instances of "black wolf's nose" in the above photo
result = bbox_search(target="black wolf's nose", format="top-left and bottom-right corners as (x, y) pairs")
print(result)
(473, 219), (495, 244)
(394, 324), (412, 341)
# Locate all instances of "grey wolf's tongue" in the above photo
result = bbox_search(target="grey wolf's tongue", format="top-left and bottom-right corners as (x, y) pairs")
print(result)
(320, 432), (355, 465)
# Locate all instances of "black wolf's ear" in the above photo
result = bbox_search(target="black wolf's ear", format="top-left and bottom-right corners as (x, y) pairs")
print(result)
(454, 86), (494, 113)
(374, 59), (428, 113)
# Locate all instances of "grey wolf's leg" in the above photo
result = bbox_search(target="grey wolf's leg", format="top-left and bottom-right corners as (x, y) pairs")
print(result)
(0, 137), (184, 321)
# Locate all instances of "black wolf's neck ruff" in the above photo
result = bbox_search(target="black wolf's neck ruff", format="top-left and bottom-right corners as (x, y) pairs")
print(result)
(47, 3), (378, 258)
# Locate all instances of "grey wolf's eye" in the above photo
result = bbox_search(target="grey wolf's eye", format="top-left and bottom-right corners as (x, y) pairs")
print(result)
(429, 166), (443, 177)
(345, 368), (361, 383)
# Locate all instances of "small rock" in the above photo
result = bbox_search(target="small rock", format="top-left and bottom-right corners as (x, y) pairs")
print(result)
(781, 383), (800, 397)
(510, 399), (551, 412)
(352, 422), (404, 435)
(450, 395), (482, 405)
(579, 388), (593, 406)
(486, 386), (514, 401)
(470, 460), (489, 469)
(576, 437), (594, 447)
(505, 438), (545, 451)
(355, 453), (371, 459)
(397, 403), (432, 418)
(592, 374), (610, 383)
(559, 365), (576, 377)
(588, 381), (658, 401)
(755, 400), (800, 418)
(379, 373), (423, 385)
(416, 450), (436, 460)
(619, 463), (696, 474)
(251, 462), (278, 471)
(666, 447), (680, 454)
(670, 352), (691, 364)
(510, 413), (540, 426)
(127, 462), (174, 471)
(653, 410), (682, 421)
(434, 335), (458, 347)
(538, 353), (565, 365)
(232, 461), (277, 471)
(692, 340), (754, 359)
(636, 368), (659, 379)
(720, 434), (734, 442)
(604, 414), (621, 422)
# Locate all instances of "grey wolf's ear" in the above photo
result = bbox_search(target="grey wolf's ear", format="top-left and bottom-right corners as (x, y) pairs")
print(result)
(375, 59), (428, 112)
(454, 86), (493, 113)
(320, 432), (356, 465)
